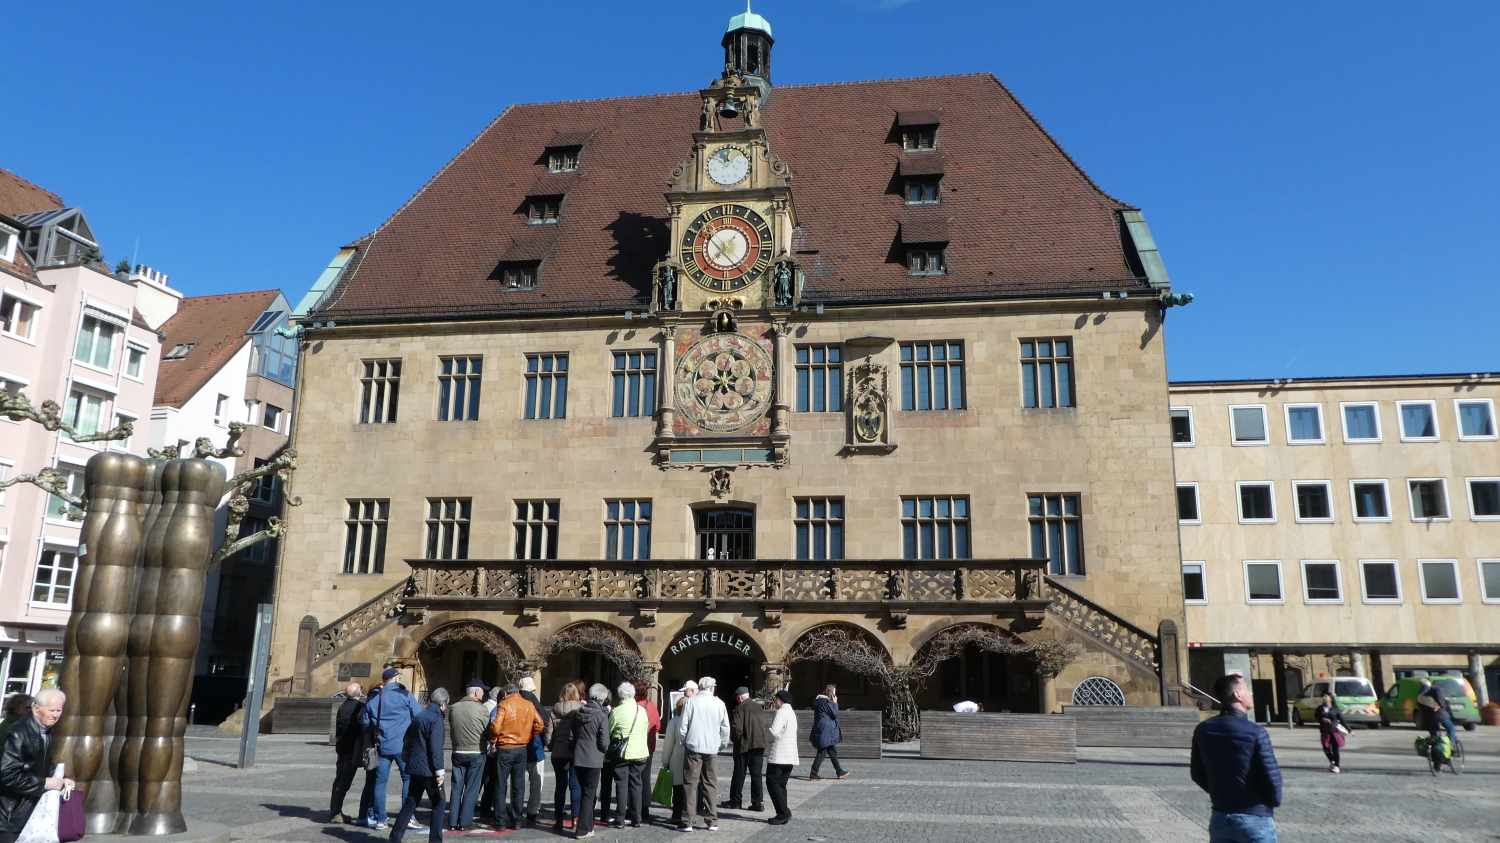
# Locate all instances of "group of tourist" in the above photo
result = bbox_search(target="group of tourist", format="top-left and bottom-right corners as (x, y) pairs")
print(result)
(329, 671), (851, 839)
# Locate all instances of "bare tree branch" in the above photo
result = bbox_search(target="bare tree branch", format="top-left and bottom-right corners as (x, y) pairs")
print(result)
(2, 391), (133, 444)
(534, 623), (647, 681)
(195, 421), (248, 459)
(0, 467), (85, 520)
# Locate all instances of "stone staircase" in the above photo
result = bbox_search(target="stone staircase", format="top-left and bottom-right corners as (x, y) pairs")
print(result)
(1043, 576), (1160, 677)
(310, 578), (413, 669)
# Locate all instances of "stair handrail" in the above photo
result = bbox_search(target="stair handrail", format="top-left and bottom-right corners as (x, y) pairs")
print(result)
(1043, 575), (1160, 673)
(310, 577), (414, 668)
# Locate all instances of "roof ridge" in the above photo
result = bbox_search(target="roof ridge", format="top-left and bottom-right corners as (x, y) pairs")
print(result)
(0, 166), (66, 209)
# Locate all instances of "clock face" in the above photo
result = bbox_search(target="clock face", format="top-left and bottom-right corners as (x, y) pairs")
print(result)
(674, 332), (775, 433)
(681, 204), (772, 291)
(706, 146), (750, 186)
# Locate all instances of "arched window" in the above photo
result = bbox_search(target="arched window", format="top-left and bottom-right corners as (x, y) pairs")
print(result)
(1070, 676), (1126, 706)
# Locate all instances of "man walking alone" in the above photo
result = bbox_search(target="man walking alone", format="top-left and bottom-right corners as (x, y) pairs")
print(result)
(677, 676), (730, 832)
(723, 687), (764, 812)
(1190, 674), (1283, 842)
(328, 683), (366, 824)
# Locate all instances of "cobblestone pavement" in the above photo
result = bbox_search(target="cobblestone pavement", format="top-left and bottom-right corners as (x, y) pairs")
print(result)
(177, 724), (1500, 843)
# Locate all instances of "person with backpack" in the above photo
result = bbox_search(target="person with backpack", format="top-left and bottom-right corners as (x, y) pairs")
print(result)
(1415, 676), (1457, 761)
(360, 668), (423, 830)
(808, 686), (849, 781)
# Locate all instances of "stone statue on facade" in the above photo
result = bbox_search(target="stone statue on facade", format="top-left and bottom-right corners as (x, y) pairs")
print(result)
(772, 259), (795, 307)
(655, 261), (677, 311)
(700, 97), (720, 132)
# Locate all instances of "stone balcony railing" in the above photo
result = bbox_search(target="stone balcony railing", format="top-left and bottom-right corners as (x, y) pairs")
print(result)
(402, 558), (1052, 624)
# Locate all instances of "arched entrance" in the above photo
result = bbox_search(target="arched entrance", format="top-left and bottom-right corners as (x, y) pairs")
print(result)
(911, 623), (1043, 714)
(784, 623), (891, 715)
(660, 622), (763, 701)
(535, 621), (645, 704)
(416, 621), (523, 696)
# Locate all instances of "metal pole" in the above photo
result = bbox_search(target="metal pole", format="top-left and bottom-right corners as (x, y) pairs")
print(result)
(238, 603), (275, 769)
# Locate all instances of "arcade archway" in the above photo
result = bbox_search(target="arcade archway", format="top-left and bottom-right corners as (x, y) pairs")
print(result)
(911, 623), (1042, 713)
(416, 621), (523, 696)
(659, 622), (764, 703)
(784, 622), (892, 715)
(535, 621), (644, 704)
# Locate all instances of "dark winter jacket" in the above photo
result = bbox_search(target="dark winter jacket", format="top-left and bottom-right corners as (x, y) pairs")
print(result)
(570, 700), (611, 769)
(1189, 708), (1283, 818)
(406, 703), (447, 778)
(1314, 703), (1348, 737)
(809, 696), (842, 749)
(730, 699), (766, 753)
(334, 696), (368, 757)
(0, 715), (50, 832)
(545, 700), (584, 758)
(362, 683), (423, 758)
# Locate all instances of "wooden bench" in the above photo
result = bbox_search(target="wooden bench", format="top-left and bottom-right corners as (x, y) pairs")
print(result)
(272, 697), (342, 737)
(919, 712), (1076, 763)
(760, 709), (883, 759)
(1062, 705), (1199, 749)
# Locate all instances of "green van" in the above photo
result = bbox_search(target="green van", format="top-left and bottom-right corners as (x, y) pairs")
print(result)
(1378, 676), (1480, 730)
(1291, 676), (1381, 727)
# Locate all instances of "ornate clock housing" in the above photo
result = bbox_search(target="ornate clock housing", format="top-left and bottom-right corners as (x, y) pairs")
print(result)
(680, 204), (772, 292)
(706, 146), (750, 186)
(674, 331), (775, 433)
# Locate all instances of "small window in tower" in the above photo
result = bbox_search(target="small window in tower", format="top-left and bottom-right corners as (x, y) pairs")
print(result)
(525, 196), (562, 224)
(501, 263), (540, 290)
(907, 248), (946, 276)
(547, 147), (580, 172)
(903, 128), (937, 151)
(747, 43), (761, 75)
(905, 178), (941, 204)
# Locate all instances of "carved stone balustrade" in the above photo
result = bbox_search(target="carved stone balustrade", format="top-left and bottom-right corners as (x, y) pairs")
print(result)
(404, 558), (1051, 618)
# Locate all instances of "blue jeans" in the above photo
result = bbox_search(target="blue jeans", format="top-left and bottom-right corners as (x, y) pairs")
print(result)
(391, 773), (444, 843)
(492, 747), (527, 828)
(448, 752), (487, 828)
(1209, 812), (1278, 843)
(361, 753), (410, 825)
(1428, 713), (1458, 745)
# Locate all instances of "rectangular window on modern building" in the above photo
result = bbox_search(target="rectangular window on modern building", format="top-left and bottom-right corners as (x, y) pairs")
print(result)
(74, 315), (118, 370)
(795, 346), (842, 413)
(1408, 479), (1449, 520)
(1176, 484), (1200, 524)
(263, 404), (283, 432)
(1359, 560), (1401, 603)
(359, 359), (402, 424)
(1351, 481), (1390, 521)
(63, 388), (108, 440)
(1285, 404), (1324, 444)
(1028, 494), (1083, 575)
(343, 500), (389, 574)
(1182, 562), (1207, 604)
(514, 500), (559, 560)
(1301, 560), (1342, 603)
(1293, 481), (1334, 522)
(1478, 560), (1500, 604)
(604, 499), (651, 561)
(32, 549), (76, 605)
(1398, 400), (1439, 441)
(249, 458), (278, 505)
(902, 496), (970, 561)
(611, 351), (657, 418)
(1243, 561), (1284, 603)
(1456, 399), (1497, 440)
(1237, 483), (1275, 523)
(240, 517), (271, 564)
(1467, 478), (1500, 519)
(1341, 402), (1381, 442)
(124, 346), (145, 379)
(1169, 408), (1194, 446)
(46, 466), (84, 521)
(425, 498), (471, 561)
(524, 354), (568, 419)
(795, 497), (845, 560)
(1230, 405), (1268, 445)
(1418, 559), (1461, 603)
(1020, 339), (1074, 408)
(1, 293), (39, 340)
(900, 342), (964, 410)
(438, 356), (483, 421)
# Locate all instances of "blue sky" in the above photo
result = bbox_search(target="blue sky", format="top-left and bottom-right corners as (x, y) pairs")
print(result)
(5, 1), (1496, 381)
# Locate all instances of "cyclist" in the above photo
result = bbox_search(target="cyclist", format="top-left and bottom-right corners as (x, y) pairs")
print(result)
(1415, 676), (1457, 769)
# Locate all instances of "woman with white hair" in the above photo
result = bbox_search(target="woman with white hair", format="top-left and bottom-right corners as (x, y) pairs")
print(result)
(569, 685), (611, 839)
(0, 689), (73, 843)
(606, 682), (649, 828)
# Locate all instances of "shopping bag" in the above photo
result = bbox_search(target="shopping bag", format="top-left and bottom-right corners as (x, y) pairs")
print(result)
(651, 768), (674, 806)
(58, 788), (85, 843)
(17, 790), (62, 843)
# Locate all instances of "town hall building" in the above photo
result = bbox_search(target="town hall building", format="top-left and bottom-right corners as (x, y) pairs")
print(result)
(265, 8), (1190, 719)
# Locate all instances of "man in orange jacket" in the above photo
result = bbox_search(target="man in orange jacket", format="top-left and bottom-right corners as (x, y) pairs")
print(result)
(486, 683), (544, 830)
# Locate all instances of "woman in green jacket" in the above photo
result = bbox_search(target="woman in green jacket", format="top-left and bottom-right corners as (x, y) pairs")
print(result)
(606, 683), (650, 828)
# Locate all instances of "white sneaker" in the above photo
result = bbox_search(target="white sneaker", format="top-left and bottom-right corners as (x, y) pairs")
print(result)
(676, 826), (694, 833)
(707, 825), (718, 832)
(373, 822), (389, 831)
(1331, 765), (1340, 773)
(408, 821), (427, 831)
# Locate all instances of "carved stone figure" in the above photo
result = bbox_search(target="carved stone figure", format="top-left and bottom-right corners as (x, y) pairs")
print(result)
(709, 467), (733, 498)
(655, 262), (677, 310)
(742, 93), (761, 129)
(772, 259), (795, 307)
(847, 361), (892, 450)
(700, 97), (720, 132)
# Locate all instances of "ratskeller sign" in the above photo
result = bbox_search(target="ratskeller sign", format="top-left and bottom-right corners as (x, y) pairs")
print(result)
(668, 629), (754, 657)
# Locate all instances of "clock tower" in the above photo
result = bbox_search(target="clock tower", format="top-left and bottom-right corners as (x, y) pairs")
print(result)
(652, 3), (799, 458)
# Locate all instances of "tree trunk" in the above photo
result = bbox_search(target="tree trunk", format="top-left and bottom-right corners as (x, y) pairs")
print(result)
(883, 680), (920, 742)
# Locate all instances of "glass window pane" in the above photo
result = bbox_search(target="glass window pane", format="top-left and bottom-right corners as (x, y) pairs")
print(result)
(901, 367), (914, 411)
(1479, 561), (1500, 600)
(1346, 405), (1376, 439)
(919, 498), (933, 518)
(916, 366), (930, 410)
(1459, 402), (1494, 437)
(1022, 362), (1037, 408)
(1305, 563), (1340, 600)
(1038, 341), (1051, 357)
(902, 499), (916, 518)
(1247, 564), (1281, 600)
(902, 523), (916, 559)
(920, 522), (935, 559)
(1422, 562), (1459, 600)
(1402, 404), (1435, 438)
(1363, 563), (1399, 599)
(1233, 407), (1266, 442)
(1039, 362), (1054, 407)
(830, 523), (844, 559)
(1030, 522), (1045, 559)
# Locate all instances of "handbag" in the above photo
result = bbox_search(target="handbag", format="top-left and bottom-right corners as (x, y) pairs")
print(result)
(57, 788), (85, 843)
(363, 691), (385, 772)
(651, 768), (674, 806)
(18, 766), (67, 843)
(606, 706), (641, 764)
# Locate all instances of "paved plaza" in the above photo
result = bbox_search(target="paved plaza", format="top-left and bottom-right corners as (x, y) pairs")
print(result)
(176, 723), (1499, 843)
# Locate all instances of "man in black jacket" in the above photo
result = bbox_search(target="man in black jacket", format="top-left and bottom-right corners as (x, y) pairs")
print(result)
(328, 682), (366, 824)
(1190, 674), (1283, 843)
(722, 687), (765, 812)
(391, 688), (448, 843)
(0, 689), (74, 843)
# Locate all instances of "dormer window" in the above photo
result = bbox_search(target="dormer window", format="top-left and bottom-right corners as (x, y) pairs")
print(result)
(904, 178), (941, 204)
(902, 128), (936, 151)
(501, 263), (539, 290)
(907, 248), (946, 276)
(526, 196), (562, 224)
(163, 343), (197, 360)
(547, 147), (581, 173)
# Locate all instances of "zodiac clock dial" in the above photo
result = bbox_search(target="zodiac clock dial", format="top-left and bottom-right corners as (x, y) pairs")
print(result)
(674, 332), (775, 433)
(680, 204), (773, 291)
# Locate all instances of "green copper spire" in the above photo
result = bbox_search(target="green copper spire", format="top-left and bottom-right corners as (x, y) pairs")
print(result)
(726, 0), (772, 37)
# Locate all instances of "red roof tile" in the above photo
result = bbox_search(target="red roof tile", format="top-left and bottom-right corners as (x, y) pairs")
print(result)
(317, 73), (1145, 323)
(154, 290), (279, 408)
(0, 167), (65, 217)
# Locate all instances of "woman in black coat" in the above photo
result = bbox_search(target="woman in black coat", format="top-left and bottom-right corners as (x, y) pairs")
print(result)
(1314, 692), (1350, 773)
(570, 685), (612, 840)
(0, 690), (74, 843)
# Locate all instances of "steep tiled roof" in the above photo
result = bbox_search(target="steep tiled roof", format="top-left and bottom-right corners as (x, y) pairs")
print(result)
(0, 167), (65, 217)
(316, 73), (1146, 323)
(154, 290), (279, 409)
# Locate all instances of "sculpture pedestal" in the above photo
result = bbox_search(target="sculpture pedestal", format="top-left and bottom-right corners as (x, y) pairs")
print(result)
(90, 821), (230, 843)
